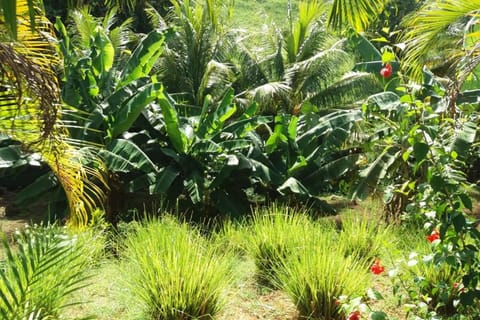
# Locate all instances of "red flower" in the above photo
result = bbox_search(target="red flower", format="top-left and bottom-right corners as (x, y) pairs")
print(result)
(370, 259), (385, 275)
(380, 63), (393, 78)
(427, 229), (440, 243)
(347, 310), (361, 320)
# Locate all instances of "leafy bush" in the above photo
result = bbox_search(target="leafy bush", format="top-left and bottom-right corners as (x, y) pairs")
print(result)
(274, 234), (371, 319)
(0, 224), (104, 319)
(390, 250), (465, 318)
(121, 216), (234, 319)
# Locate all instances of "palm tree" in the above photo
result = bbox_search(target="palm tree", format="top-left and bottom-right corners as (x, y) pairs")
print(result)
(0, 0), (106, 226)
(157, 0), (234, 107)
(229, 0), (381, 114)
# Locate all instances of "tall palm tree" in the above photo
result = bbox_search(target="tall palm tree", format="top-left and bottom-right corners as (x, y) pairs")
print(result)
(0, 0), (106, 226)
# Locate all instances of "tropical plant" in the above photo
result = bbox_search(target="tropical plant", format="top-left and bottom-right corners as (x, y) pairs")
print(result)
(0, 224), (104, 319)
(121, 216), (234, 319)
(47, 8), (166, 222)
(327, 0), (391, 32)
(252, 109), (364, 209)
(351, 80), (478, 220)
(138, 89), (270, 218)
(401, 0), (480, 90)
(157, 0), (234, 106)
(0, 0), (105, 226)
(230, 0), (381, 115)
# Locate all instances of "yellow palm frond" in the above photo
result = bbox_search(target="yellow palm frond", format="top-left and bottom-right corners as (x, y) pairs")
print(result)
(0, 0), (106, 227)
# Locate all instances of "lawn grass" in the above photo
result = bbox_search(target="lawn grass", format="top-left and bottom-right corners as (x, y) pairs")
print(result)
(231, 0), (297, 31)
(52, 198), (432, 320)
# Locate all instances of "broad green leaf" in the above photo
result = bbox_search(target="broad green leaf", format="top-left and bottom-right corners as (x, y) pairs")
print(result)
(197, 88), (236, 138)
(110, 82), (163, 138)
(348, 32), (382, 62)
(15, 172), (58, 207)
(451, 121), (477, 160)
(92, 28), (115, 75)
(100, 139), (157, 173)
(118, 31), (165, 87)
(413, 142), (429, 162)
(157, 92), (188, 153)
(351, 146), (402, 199)
(151, 165), (180, 194)
(277, 177), (310, 196)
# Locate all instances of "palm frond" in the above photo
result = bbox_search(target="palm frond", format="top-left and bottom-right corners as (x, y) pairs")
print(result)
(285, 48), (354, 100)
(310, 72), (382, 108)
(197, 60), (234, 103)
(0, 225), (103, 318)
(401, 0), (480, 82)
(327, 0), (389, 32)
(0, 0), (106, 226)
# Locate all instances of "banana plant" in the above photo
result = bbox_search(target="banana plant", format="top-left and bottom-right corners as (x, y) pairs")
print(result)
(128, 88), (271, 218)
(249, 109), (363, 211)
(14, 8), (165, 221)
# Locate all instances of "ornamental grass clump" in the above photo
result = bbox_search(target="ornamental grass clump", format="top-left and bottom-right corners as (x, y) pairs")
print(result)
(121, 216), (234, 320)
(273, 237), (371, 320)
(244, 205), (334, 288)
(337, 214), (389, 264)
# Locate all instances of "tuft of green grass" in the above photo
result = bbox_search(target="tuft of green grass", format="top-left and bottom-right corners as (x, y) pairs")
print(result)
(337, 213), (390, 264)
(243, 205), (334, 288)
(121, 215), (234, 319)
(274, 236), (371, 320)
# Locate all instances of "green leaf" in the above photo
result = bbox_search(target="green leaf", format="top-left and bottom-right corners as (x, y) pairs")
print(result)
(451, 121), (477, 160)
(100, 139), (157, 173)
(197, 88), (236, 139)
(151, 165), (180, 194)
(157, 92), (188, 153)
(118, 31), (165, 87)
(92, 28), (115, 75)
(459, 192), (473, 211)
(367, 288), (384, 300)
(370, 311), (388, 320)
(110, 82), (163, 138)
(413, 142), (429, 162)
(277, 177), (310, 196)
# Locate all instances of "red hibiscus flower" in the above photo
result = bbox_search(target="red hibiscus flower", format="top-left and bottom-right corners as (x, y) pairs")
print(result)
(427, 229), (440, 243)
(370, 259), (385, 275)
(347, 310), (361, 320)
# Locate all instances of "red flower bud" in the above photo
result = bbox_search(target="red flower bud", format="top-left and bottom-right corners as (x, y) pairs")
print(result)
(347, 310), (361, 320)
(380, 63), (393, 78)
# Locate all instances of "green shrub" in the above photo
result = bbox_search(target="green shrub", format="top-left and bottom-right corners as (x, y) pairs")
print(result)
(244, 205), (336, 288)
(121, 216), (234, 319)
(0, 224), (104, 319)
(274, 238), (371, 320)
